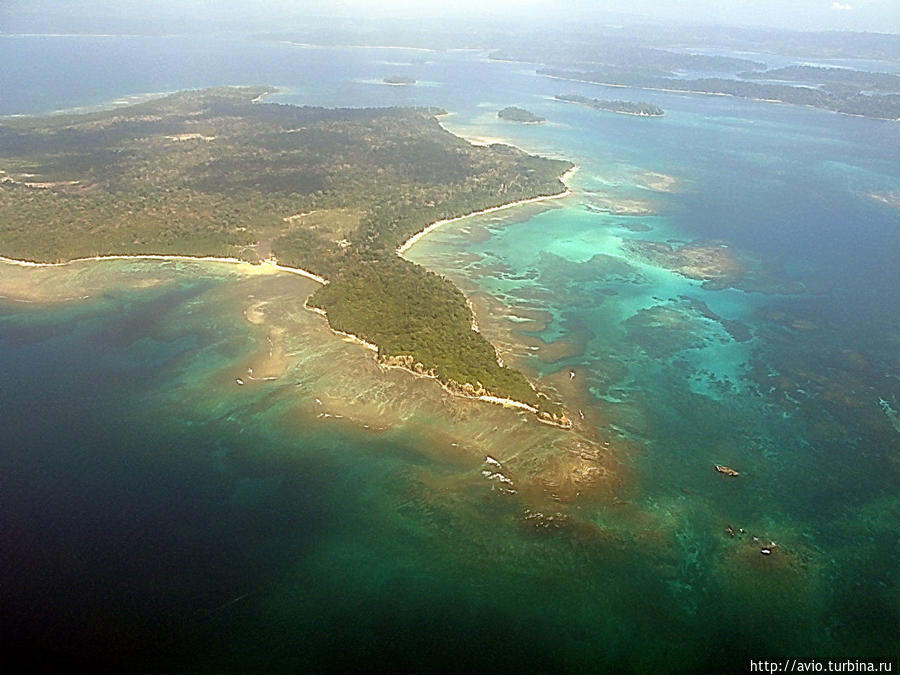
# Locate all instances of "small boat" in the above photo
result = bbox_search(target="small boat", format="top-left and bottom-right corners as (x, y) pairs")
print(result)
(714, 464), (739, 477)
(235, 378), (245, 386)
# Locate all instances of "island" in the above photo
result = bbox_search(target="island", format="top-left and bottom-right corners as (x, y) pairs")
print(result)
(498, 106), (546, 123)
(382, 75), (416, 85)
(542, 68), (900, 121)
(739, 65), (900, 93)
(0, 86), (574, 423)
(555, 94), (664, 117)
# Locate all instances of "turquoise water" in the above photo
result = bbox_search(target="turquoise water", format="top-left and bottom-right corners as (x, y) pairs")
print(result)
(1, 34), (898, 671)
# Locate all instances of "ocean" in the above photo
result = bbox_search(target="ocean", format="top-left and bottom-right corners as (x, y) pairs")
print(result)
(1, 32), (898, 671)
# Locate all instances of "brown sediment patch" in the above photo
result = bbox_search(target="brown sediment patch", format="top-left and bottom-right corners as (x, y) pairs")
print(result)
(621, 221), (653, 232)
(868, 190), (900, 210)
(465, 281), (642, 462)
(465, 306), (579, 367)
(624, 239), (805, 294)
(712, 527), (826, 639)
(470, 260), (516, 278)
(460, 222), (496, 245)
(519, 336), (584, 364)
(223, 279), (634, 504)
(258, 327), (289, 378)
(2, 257), (634, 509)
(506, 285), (559, 304)
(629, 170), (681, 193)
(0, 257), (179, 304)
(241, 324), (290, 382)
(468, 293), (550, 336)
(582, 193), (656, 216)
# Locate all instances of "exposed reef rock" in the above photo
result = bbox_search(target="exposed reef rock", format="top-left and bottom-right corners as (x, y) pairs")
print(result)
(623, 238), (806, 294)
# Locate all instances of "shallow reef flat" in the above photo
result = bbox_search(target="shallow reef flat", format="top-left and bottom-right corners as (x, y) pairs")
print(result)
(0, 259), (629, 510)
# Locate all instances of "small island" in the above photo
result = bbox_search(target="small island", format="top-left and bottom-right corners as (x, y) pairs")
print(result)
(556, 94), (664, 117)
(498, 106), (546, 123)
(383, 75), (416, 85)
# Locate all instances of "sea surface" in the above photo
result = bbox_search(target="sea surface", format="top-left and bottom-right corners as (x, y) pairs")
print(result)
(1, 32), (898, 672)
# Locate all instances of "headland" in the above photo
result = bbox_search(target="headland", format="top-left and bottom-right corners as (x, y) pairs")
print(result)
(0, 86), (575, 421)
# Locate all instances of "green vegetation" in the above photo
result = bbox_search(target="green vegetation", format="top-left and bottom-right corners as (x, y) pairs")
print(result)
(739, 65), (900, 93)
(542, 68), (900, 121)
(0, 86), (572, 414)
(492, 43), (764, 73)
(555, 94), (664, 117)
(498, 106), (546, 123)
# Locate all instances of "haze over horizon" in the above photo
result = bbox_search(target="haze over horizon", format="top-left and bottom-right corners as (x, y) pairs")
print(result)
(2, 0), (899, 35)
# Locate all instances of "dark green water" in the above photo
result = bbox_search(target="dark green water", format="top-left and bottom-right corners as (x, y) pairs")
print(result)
(1, 31), (898, 672)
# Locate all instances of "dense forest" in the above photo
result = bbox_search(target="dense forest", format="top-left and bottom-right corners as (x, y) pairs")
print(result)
(492, 42), (764, 73)
(498, 106), (546, 123)
(0, 87), (572, 416)
(555, 94), (664, 117)
(739, 65), (900, 93)
(382, 76), (417, 85)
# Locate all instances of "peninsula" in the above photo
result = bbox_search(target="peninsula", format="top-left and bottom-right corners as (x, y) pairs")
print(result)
(0, 86), (573, 421)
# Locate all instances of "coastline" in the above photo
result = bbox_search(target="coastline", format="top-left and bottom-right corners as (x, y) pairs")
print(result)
(391, 165), (577, 427)
(397, 166), (578, 255)
(0, 254), (328, 285)
(0, 171), (577, 427)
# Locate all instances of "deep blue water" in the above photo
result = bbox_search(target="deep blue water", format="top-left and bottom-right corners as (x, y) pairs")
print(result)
(1, 32), (898, 672)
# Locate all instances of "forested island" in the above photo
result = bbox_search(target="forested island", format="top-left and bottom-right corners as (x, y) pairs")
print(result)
(492, 43), (764, 73)
(0, 87), (573, 420)
(498, 106), (546, 123)
(555, 94), (664, 117)
(382, 75), (416, 85)
(739, 65), (900, 93)
(541, 67), (900, 120)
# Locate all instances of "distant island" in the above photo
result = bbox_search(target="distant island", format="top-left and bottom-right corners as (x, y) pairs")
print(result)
(555, 94), (664, 117)
(542, 68), (900, 121)
(739, 65), (900, 93)
(383, 75), (416, 85)
(0, 87), (574, 424)
(498, 106), (546, 123)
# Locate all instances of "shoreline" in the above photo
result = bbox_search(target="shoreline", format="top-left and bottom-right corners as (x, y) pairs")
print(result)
(554, 95), (665, 118)
(0, 180), (576, 427)
(397, 167), (578, 255)
(392, 167), (577, 427)
(0, 254), (328, 285)
(377, 356), (570, 424)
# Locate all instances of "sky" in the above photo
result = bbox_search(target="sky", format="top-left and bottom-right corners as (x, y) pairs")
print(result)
(2, 0), (899, 34)
(322, 0), (900, 32)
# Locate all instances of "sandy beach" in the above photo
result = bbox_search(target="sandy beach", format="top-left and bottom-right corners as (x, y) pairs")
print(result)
(397, 167), (578, 255)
